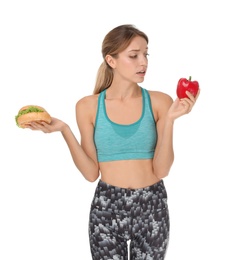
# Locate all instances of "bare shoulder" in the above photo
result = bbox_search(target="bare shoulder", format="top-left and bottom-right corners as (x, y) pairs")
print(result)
(76, 94), (99, 123)
(76, 94), (98, 110)
(148, 90), (173, 109)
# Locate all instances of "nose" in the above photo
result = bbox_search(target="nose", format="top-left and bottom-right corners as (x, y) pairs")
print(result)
(140, 54), (148, 66)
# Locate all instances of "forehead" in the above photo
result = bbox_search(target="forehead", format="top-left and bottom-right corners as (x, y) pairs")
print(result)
(125, 36), (148, 51)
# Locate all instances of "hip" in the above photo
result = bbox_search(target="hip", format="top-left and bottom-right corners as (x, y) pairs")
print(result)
(91, 178), (168, 215)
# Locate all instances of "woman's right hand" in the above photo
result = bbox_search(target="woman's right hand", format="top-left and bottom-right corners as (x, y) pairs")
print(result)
(167, 89), (200, 121)
(26, 117), (68, 134)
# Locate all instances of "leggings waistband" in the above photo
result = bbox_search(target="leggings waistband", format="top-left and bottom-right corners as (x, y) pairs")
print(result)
(96, 179), (167, 198)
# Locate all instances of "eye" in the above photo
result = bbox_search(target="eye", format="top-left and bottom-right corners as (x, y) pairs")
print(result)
(129, 55), (137, 59)
(145, 53), (149, 58)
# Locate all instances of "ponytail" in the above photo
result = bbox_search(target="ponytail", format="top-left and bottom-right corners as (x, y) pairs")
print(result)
(93, 61), (114, 94)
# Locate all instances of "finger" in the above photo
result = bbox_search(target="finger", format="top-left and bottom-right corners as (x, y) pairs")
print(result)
(195, 89), (201, 101)
(24, 124), (37, 130)
(185, 91), (196, 102)
(30, 122), (48, 131)
(179, 99), (192, 113)
(180, 96), (194, 108)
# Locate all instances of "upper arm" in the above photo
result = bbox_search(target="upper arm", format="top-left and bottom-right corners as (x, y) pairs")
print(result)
(75, 95), (98, 165)
(149, 90), (173, 123)
(149, 90), (173, 137)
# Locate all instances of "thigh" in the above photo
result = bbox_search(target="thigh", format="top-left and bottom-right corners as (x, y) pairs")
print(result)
(89, 182), (129, 260)
(130, 188), (170, 259)
(130, 211), (169, 259)
(89, 231), (128, 260)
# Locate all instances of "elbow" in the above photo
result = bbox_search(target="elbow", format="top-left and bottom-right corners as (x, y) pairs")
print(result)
(75, 160), (100, 182)
(154, 157), (174, 179)
(155, 169), (170, 179)
(85, 173), (99, 183)
(83, 168), (100, 182)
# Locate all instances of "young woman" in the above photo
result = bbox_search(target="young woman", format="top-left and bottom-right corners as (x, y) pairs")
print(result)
(28, 24), (200, 259)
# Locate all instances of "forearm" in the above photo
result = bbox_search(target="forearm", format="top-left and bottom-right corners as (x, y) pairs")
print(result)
(61, 124), (99, 182)
(153, 119), (174, 179)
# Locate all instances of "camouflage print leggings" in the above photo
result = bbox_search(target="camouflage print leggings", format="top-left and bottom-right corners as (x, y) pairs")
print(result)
(89, 179), (170, 260)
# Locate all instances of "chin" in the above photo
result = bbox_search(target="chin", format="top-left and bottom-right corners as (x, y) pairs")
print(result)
(136, 78), (145, 83)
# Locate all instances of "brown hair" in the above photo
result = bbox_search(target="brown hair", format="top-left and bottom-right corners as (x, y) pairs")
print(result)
(93, 24), (149, 94)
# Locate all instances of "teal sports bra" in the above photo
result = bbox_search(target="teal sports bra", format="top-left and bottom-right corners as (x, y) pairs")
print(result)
(94, 87), (157, 162)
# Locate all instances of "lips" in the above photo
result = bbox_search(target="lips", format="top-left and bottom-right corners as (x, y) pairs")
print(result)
(137, 70), (146, 75)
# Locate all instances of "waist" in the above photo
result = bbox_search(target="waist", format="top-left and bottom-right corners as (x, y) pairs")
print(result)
(99, 159), (160, 189)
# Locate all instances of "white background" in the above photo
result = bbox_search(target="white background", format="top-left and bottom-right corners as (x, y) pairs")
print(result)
(1, 0), (244, 259)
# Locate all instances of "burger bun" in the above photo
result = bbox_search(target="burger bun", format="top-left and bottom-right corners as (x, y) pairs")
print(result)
(16, 105), (52, 128)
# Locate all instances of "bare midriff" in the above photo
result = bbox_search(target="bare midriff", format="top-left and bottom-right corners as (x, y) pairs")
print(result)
(99, 159), (160, 189)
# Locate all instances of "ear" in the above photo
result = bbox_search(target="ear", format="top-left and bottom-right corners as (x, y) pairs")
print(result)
(105, 55), (116, 69)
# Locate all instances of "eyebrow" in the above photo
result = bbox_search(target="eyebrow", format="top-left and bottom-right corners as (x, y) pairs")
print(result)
(128, 47), (148, 52)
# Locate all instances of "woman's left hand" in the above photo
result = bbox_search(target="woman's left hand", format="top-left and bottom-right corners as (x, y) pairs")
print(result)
(167, 89), (200, 120)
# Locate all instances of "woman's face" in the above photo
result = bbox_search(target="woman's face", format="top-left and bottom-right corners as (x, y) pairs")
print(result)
(112, 36), (149, 84)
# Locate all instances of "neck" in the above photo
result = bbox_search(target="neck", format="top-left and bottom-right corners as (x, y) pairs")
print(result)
(106, 84), (141, 100)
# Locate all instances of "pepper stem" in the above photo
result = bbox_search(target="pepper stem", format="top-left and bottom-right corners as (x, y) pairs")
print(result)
(189, 76), (192, 81)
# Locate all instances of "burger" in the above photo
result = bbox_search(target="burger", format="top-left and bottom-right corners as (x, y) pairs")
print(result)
(15, 105), (52, 128)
